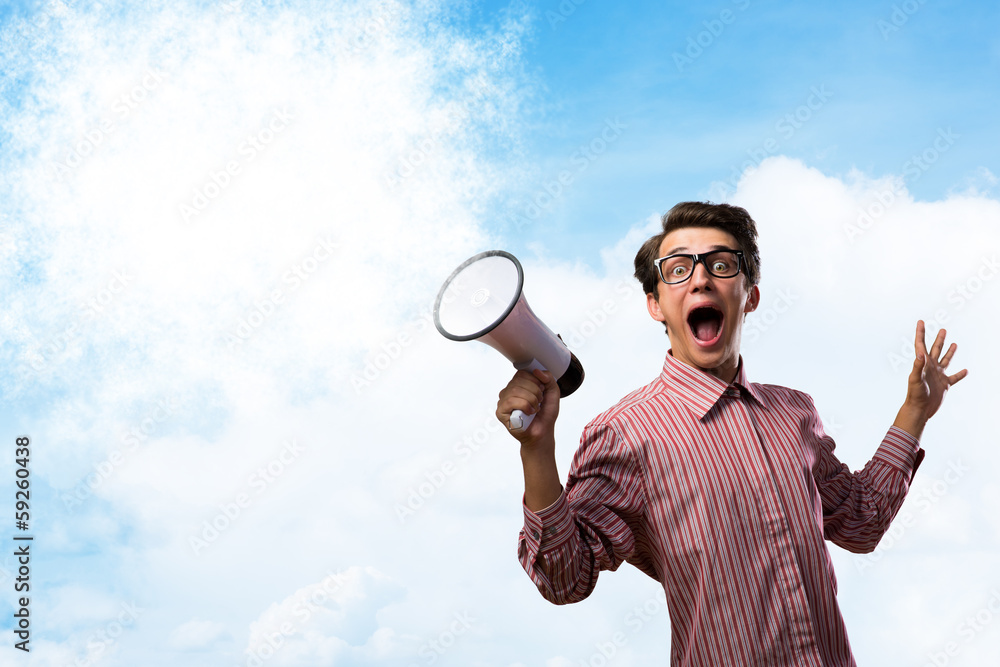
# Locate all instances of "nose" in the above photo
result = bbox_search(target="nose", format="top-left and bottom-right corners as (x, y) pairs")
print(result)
(688, 259), (714, 289)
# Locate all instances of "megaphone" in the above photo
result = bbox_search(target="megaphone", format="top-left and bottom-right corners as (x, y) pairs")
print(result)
(433, 250), (584, 432)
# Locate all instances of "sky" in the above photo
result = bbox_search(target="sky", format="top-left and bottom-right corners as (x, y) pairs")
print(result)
(0, 0), (998, 665)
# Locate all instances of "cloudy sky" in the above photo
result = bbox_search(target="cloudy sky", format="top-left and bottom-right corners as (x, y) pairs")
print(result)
(1, 0), (998, 665)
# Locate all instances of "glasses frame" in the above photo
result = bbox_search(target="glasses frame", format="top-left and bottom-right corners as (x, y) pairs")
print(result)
(653, 249), (745, 285)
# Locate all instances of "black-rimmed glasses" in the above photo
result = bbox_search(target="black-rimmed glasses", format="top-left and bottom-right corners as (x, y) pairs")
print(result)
(653, 249), (744, 285)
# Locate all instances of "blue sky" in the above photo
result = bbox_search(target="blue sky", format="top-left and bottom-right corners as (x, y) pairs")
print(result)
(471, 0), (1000, 262)
(0, 1), (998, 666)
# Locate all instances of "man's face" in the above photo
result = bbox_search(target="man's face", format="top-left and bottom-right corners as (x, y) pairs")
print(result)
(646, 227), (759, 382)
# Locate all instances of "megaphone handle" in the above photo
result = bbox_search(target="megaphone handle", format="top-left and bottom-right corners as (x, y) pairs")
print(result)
(509, 409), (534, 432)
(509, 359), (546, 433)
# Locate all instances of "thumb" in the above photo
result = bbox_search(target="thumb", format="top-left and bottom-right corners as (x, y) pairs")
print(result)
(910, 352), (926, 383)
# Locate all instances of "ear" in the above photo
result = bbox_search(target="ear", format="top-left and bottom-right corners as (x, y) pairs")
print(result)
(744, 285), (760, 314)
(646, 292), (666, 323)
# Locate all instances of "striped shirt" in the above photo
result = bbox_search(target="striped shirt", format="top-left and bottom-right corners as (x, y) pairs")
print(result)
(519, 350), (923, 666)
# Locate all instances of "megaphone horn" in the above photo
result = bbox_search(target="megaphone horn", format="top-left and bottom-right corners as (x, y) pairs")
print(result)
(434, 250), (584, 432)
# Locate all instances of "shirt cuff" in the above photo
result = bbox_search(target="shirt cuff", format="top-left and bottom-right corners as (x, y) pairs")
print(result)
(521, 488), (576, 554)
(877, 425), (925, 479)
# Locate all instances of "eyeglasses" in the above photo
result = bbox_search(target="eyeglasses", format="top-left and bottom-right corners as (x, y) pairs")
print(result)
(653, 249), (744, 285)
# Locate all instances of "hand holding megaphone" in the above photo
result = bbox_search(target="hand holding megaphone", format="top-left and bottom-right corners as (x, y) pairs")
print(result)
(433, 250), (584, 433)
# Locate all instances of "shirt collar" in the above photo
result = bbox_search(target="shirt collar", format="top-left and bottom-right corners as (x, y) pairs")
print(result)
(659, 350), (766, 419)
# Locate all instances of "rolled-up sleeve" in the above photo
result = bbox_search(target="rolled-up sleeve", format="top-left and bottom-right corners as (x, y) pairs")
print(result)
(517, 422), (647, 604)
(815, 418), (923, 554)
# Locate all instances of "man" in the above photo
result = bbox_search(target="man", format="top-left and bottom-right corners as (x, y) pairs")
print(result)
(495, 202), (967, 666)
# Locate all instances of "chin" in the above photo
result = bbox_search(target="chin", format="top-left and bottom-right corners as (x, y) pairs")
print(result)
(691, 350), (728, 371)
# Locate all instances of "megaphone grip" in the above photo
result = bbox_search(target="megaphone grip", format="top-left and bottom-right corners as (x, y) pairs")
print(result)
(508, 358), (546, 433)
(509, 409), (534, 432)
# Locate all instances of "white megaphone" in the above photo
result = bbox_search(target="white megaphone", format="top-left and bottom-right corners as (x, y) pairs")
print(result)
(434, 250), (584, 432)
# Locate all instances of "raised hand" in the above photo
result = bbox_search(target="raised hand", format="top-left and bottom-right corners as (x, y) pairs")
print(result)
(895, 320), (968, 438)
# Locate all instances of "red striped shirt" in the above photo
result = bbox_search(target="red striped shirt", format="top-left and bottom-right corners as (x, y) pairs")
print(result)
(519, 350), (923, 666)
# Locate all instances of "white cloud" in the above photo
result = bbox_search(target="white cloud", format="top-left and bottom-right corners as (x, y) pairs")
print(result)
(240, 567), (406, 666)
(1, 2), (998, 666)
(169, 618), (231, 650)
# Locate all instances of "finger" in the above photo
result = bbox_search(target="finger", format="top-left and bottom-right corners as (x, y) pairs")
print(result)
(502, 371), (545, 395)
(939, 342), (958, 368)
(947, 368), (969, 385)
(928, 327), (947, 360)
(914, 320), (928, 358)
(500, 384), (544, 412)
(532, 369), (562, 397)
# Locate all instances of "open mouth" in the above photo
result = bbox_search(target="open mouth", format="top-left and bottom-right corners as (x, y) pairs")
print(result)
(687, 305), (724, 344)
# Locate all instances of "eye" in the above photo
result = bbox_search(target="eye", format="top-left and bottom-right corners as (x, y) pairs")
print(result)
(672, 265), (688, 276)
(712, 260), (729, 272)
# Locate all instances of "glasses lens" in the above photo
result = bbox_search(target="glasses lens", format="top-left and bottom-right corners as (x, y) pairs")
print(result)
(705, 251), (740, 277)
(660, 256), (694, 283)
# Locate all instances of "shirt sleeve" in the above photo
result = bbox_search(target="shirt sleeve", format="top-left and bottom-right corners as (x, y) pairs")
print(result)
(810, 400), (924, 553)
(517, 421), (647, 604)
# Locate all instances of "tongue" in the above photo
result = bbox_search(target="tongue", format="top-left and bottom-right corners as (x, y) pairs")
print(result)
(693, 318), (719, 341)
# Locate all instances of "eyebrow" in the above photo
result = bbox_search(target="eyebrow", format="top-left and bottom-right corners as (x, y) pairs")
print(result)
(663, 244), (735, 256)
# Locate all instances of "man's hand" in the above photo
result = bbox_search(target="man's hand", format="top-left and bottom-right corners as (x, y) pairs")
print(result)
(893, 320), (968, 440)
(496, 369), (564, 511)
(496, 369), (561, 447)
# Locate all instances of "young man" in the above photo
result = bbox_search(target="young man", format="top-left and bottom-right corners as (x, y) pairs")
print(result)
(496, 202), (967, 667)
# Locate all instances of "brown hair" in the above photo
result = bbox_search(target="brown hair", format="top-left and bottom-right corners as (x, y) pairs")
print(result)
(634, 201), (761, 298)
